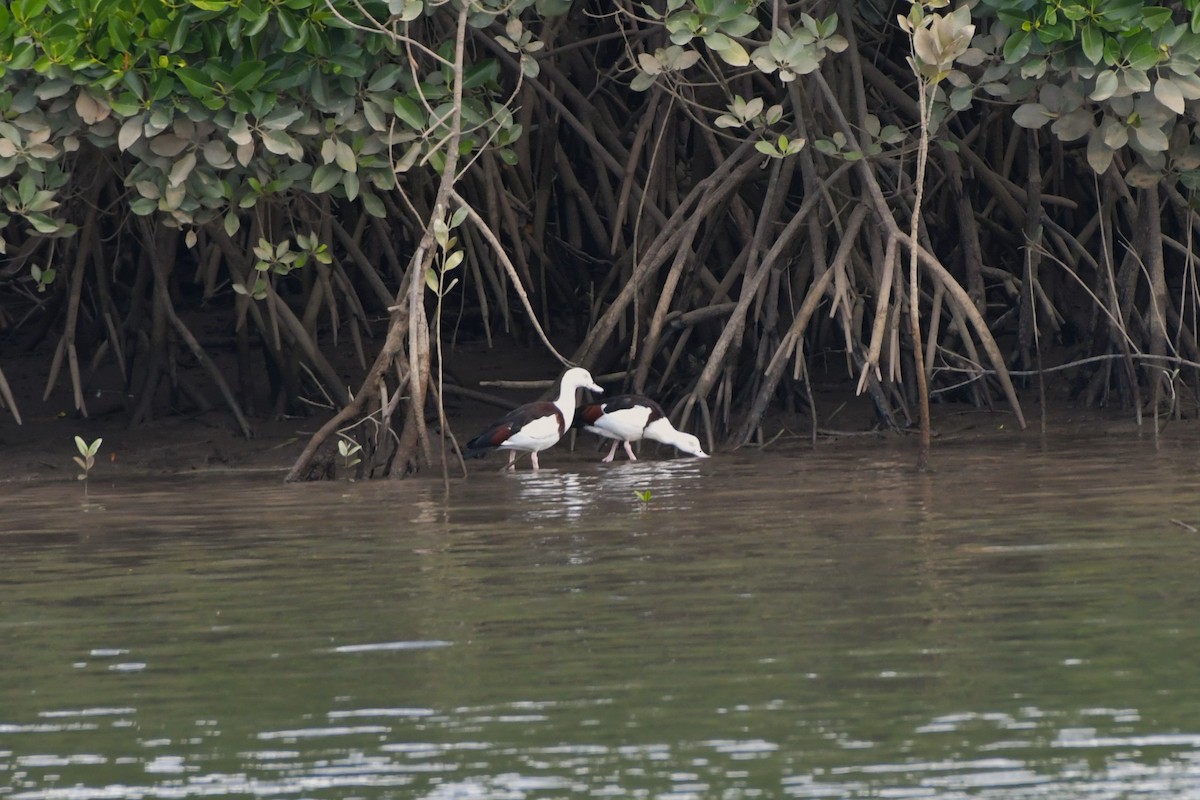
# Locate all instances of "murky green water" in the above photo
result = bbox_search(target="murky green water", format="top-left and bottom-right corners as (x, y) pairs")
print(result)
(4, 430), (1200, 798)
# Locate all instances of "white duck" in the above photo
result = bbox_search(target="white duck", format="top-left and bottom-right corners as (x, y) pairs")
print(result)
(466, 367), (603, 470)
(575, 394), (709, 462)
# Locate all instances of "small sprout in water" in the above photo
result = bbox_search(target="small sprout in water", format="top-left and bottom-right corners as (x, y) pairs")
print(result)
(634, 489), (652, 504)
(337, 438), (362, 470)
(74, 436), (102, 481)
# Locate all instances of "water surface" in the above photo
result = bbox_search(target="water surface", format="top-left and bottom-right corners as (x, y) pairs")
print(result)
(4, 430), (1200, 798)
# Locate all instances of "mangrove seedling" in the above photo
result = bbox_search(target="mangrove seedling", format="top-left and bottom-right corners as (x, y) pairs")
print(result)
(634, 489), (652, 504)
(74, 436), (102, 482)
(337, 438), (363, 473)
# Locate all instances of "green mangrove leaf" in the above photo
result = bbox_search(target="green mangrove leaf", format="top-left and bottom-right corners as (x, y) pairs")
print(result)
(393, 96), (425, 129)
(1091, 70), (1118, 102)
(361, 191), (386, 218)
(334, 139), (356, 173)
(1051, 108), (1093, 141)
(630, 71), (656, 92)
(1081, 24), (1103, 64)
(1012, 102), (1054, 129)
(1154, 77), (1185, 115)
(1003, 29), (1032, 61)
(261, 129), (295, 156)
(149, 133), (189, 157)
(754, 140), (777, 156)
(26, 213), (60, 234)
(1133, 123), (1169, 152)
(1124, 162), (1161, 187)
(311, 163), (341, 194)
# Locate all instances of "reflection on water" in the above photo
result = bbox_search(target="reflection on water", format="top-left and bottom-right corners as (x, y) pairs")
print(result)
(508, 459), (707, 522)
(4, 431), (1200, 798)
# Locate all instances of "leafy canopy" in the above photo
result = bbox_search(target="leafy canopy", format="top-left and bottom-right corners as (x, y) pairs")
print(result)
(0, 0), (551, 253)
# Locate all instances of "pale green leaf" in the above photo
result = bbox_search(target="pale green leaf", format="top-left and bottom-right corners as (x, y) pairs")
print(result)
(824, 34), (848, 53)
(343, 171), (360, 201)
(1125, 162), (1162, 187)
(949, 86), (974, 111)
(203, 139), (232, 168)
(674, 49), (702, 71)
(148, 134), (188, 157)
(1012, 103), (1054, 129)
(1101, 118), (1128, 149)
(321, 137), (337, 165)
(1133, 123), (1169, 152)
(1173, 72), (1200, 100)
(262, 130), (295, 156)
(397, 0), (422, 22)
(26, 213), (60, 234)
(130, 197), (157, 216)
(311, 164), (341, 193)
(957, 47), (986, 67)
(395, 142), (422, 173)
(1175, 144), (1200, 170)
(712, 38), (750, 67)
(1051, 108), (1093, 142)
(168, 152), (197, 187)
(335, 139), (357, 173)
(1124, 69), (1151, 94)
(752, 54), (778, 74)
(1154, 77), (1186, 115)
(814, 139), (838, 155)
(1091, 70), (1118, 102)
(118, 117), (143, 152)
(721, 13), (759, 37)
(630, 71), (657, 92)
(361, 192), (386, 218)
(638, 52), (663, 75)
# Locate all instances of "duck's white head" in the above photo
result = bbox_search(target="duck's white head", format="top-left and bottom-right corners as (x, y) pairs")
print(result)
(560, 367), (603, 394)
(646, 420), (709, 458)
(672, 431), (709, 458)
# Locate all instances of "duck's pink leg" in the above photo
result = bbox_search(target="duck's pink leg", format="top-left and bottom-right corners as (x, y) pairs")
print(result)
(624, 441), (637, 461)
(530, 451), (540, 470)
(601, 441), (619, 463)
(505, 451), (517, 471)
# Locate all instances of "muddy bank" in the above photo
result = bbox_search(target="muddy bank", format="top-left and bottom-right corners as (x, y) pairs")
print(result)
(0, 339), (1179, 484)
